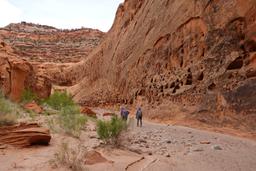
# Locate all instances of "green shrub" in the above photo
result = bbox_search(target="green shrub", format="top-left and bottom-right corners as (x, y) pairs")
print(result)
(97, 116), (127, 144)
(0, 98), (12, 114)
(42, 91), (87, 137)
(59, 105), (87, 137)
(44, 91), (75, 110)
(21, 89), (38, 103)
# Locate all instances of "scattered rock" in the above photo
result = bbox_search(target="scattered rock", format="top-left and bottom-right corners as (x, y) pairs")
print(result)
(23, 102), (43, 114)
(185, 144), (192, 147)
(134, 140), (139, 144)
(200, 141), (211, 145)
(166, 153), (171, 157)
(193, 148), (204, 152)
(212, 145), (223, 150)
(84, 150), (112, 165)
(80, 107), (97, 118)
(103, 113), (116, 117)
(0, 123), (51, 148)
(166, 140), (171, 144)
(139, 139), (147, 143)
(148, 152), (153, 155)
(89, 135), (97, 139)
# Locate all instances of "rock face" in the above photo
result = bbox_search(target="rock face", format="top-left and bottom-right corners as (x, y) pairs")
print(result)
(0, 43), (52, 101)
(70, 0), (256, 132)
(0, 123), (51, 148)
(0, 22), (104, 101)
(0, 22), (104, 63)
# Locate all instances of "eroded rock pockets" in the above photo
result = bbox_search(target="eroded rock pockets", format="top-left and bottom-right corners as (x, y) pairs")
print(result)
(70, 0), (256, 132)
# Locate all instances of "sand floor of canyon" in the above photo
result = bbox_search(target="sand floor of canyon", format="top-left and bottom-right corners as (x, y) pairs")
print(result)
(0, 108), (256, 171)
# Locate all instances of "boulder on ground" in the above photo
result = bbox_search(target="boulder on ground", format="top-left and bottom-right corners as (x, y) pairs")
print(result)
(0, 123), (51, 148)
(23, 102), (43, 114)
(103, 113), (117, 117)
(84, 150), (111, 165)
(80, 107), (97, 118)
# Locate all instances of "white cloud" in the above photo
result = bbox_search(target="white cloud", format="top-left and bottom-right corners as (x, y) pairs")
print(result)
(0, 0), (22, 26)
(0, 0), (123, 31)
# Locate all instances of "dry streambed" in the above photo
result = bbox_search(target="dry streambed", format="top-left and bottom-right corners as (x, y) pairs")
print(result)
(0, 108), (256, 171)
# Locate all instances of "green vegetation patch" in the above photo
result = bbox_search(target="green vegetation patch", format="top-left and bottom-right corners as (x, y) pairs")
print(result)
(44, 91), (75, 110)
(97, 116), (127, 144)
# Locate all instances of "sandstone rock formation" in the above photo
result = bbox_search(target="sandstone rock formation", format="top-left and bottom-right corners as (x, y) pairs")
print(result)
(69, 0), (256, 132)
(0, 43), (51, 101)
(0, 22), (105, 101)
(0, 22), (104, 63)
(0, 123), (51, 148)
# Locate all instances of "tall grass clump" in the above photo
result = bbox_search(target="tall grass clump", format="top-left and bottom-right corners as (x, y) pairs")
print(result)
(59, 105), (87, 137)
(97, 116), (127, 144)
(51, 142), (86, 171)
(0, 92), (18, 126)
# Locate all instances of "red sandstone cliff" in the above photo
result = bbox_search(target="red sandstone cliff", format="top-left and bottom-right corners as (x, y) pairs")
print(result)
(0, 22), (104, 101)
(0, 22), (104, 63)
(69, 0), (256, 131)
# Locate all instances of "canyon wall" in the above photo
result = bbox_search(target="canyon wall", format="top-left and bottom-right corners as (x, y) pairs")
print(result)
(71, 0), (256, 131)
(0, 23), (104, 101)
(0, 22), (104, 63)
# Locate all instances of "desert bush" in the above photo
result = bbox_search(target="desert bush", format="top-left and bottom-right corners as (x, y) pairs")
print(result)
(43, 91), (87, 137)
(0, 93), (19, 126)
(97, 116), (127, 144)
(0, 113), (17, 126)
(59, 105), (87, 137)
(21, 89), (38, 103)
(44, 91), (75, 110)
(52, 142), (86, 171)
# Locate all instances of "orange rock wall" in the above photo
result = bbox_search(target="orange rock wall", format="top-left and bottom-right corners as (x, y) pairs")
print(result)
(70, 0), (256, 131)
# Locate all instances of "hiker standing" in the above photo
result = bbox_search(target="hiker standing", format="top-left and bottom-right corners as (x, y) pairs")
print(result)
(123, 109), (129, 121)
(120, 107), (129, 121)
(120, 107), (125, 119)
(136, 107), (142, 127)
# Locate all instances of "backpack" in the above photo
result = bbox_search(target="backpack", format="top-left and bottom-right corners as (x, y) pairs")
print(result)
(136, 110), (142, 118)
(124, 110), (129, 117)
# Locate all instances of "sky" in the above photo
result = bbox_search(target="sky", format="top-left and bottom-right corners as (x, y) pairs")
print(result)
(0, 0), (124, 32)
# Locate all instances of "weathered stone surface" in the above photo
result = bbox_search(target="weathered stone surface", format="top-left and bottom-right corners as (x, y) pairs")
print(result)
(0, 45), (51, 101)
(0, 22), (104, 63)
(0, 22), (104, 101)
(0, 123), (51, 148)
(69, 0), (256, 132)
